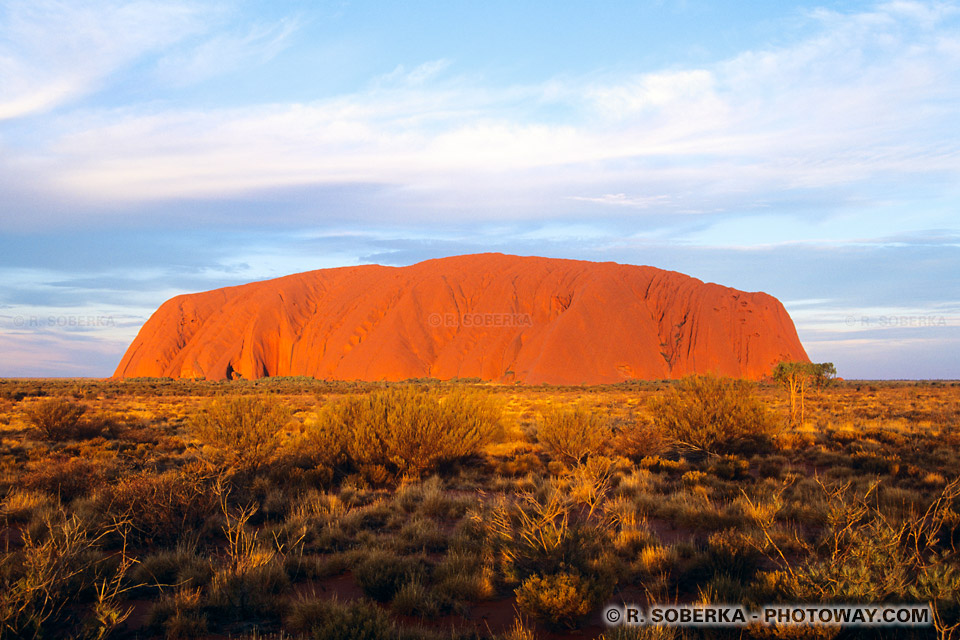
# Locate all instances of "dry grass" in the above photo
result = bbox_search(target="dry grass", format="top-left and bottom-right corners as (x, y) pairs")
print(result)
(0, 377), (957, 639)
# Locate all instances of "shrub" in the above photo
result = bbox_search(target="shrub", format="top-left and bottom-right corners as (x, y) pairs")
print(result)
(24, 398), (99, 441)
(145, 588), (208, 639)
(497, 616), (539, 640)
(434, 550), (495, 602)
(850, 452), (900, 475)
(132, 546), (214, 594)
(191, 395), (290, 470)
(477, 482), (610, 584)
(709, 454), (750, 480)
(636, 544), (678, 575)
(390, 581), (440, 617)
(353, 550), (429, 602)
(758, 456), (786, 479)
(21, 457), (108, 502)
(207, 500), (290, 622)
(515, 571), (606, 630)
(0, 490), (54, 524)
(639, 456), (687, 474)
(751, 477), (960, 615)
(287, 597), (396, 640)
(536, 405), (611, 464)
(96, 465), (218, 546)
(681, 470), (707, 487)
(495, 449), (547, 477)
(395, 517), (448, 554)
(208, 559), (289, 622)
(0, 512), (118, 638)
(649, 375), (777, 454)
(612, 414), (666, 461)
(312, 387), (501, 481)
(704, 529), (762, 580)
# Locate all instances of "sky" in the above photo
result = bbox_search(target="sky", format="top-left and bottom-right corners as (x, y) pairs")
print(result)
(1, 0), (958, 379)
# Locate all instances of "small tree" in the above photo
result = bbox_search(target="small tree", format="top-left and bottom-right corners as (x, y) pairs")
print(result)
(812, 362), (837, 393)
(773, 361), (836, 426)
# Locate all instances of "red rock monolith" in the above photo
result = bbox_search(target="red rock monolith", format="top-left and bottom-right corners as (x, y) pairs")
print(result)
(114, 253), (808, 384)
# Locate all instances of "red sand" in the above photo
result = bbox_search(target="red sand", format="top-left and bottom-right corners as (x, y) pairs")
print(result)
(114, 253), (808, 384)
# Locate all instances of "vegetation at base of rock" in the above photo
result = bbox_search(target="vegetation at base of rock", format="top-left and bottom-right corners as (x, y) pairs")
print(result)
(648, 374), (778, 454)
(191, 395), (291, 470)
(0, 377), (958, 639)
(307, 386), (502, 482)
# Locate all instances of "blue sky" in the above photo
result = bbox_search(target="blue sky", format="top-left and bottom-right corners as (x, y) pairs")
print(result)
(1, 0), (958, 378)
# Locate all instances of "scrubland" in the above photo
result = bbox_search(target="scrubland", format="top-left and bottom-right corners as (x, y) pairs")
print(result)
(0, 376), (958, 640)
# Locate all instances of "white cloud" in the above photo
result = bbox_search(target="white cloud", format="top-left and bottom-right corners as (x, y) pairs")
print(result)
(374, 59), (454, 88)
(586, 69), (726, 131)
(3, 1), (960, 227)
(0, 0), (210, 120)
(567, 194), (673, 209)
(153, 16), (301, 87)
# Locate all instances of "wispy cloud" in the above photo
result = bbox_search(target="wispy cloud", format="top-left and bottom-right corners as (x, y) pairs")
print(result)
(154, 16), (302, 87)
(373, 59), (454, 88)
(0, 0), (952, 229)
(0, 0), (210, 120)
(568, 194), (674, 209)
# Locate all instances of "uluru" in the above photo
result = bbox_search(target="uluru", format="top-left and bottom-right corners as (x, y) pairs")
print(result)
(114, 253), (808, 385)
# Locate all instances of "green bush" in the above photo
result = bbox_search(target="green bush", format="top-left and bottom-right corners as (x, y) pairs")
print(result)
(536, 405), (611, 464)
(21, 457), (107, 502)
(850, 451), (900, 475)
(0, 513), (122, 639)
(649, 375), (777, 454)
(24, 398), (99, 441)
(287, 597), (396, 640)
(797, 482), (960, 606)
(434, 549), (494, 602)
(353, 550), (429, 603)
(132, 545), (213, 594)
(612, 414), (665, 461)
(758, 456), (786, 479)
(478, 483), (609, 584)
(704, 529), (762, 580)
(709, 454), (750, 480)
(515, 571), (606, 630)
(681, 470), (707, 487)
(95, 465), (218, 546)
(208, 558), (289, 622)
(390, 581), (441, 617)
(144, 588), (208, 639)
(191, 395), (290, 470)
(311, 386), (501, 481)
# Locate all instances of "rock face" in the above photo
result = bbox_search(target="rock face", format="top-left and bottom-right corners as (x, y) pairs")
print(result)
(114, 253), (809, 384)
